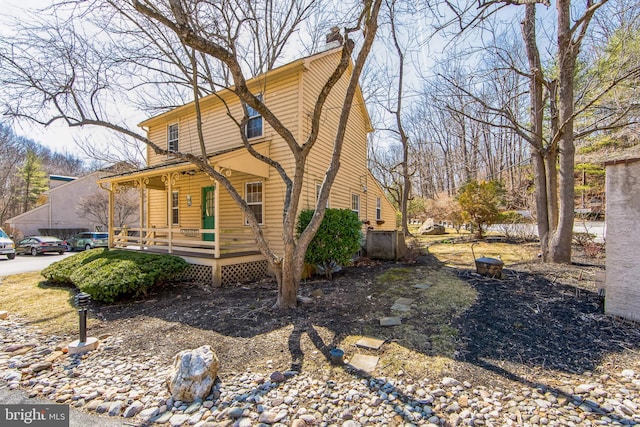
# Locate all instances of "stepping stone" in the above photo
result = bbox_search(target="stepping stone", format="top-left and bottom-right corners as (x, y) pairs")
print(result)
(414, 283), (431, 289)
(379, 316), (402, 326)
(391, 297), (414, 312)
(391, 303), (411, 312)
(355, 337), (385, 350)
(348, 354), (379, 373)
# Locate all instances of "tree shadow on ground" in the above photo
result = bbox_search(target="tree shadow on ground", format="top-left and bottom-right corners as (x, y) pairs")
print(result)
(88, 256), (640, 424)
(91, 256), (640, 377)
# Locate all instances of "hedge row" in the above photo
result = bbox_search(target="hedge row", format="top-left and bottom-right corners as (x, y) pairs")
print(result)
(42, 249), (188, 303)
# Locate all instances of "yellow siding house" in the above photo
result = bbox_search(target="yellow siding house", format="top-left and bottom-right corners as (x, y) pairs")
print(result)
(99, 47), (397, 286)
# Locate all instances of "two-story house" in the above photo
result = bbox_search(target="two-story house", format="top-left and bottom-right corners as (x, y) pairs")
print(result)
(99, 46), (397, 286)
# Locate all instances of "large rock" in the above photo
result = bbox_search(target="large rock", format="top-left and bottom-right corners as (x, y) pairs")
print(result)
(166, 345), (220, 402)
(418, 218), (445, 235)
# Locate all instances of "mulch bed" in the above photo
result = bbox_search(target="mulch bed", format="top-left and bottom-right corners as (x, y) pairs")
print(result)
(85, 250), (640, 388)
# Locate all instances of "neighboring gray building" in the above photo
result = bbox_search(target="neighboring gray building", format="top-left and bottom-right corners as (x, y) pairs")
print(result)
(7, 172), (105, 239)
(604, 157), (640, 322)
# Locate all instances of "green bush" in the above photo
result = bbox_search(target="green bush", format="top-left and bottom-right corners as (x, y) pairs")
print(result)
(42, 249), (188, 303)
(296, 208), (362, 278)
(42, 248), (108, 284)
(457, 179), (505, 238)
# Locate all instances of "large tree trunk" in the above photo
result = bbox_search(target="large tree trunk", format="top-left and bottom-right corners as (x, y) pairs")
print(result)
(532, 150), (550, 258)
(274, 239), (304, 308)
(548, 0), (576, 263)
(523, 4), (553, 260)
(522, 1), (579, 263)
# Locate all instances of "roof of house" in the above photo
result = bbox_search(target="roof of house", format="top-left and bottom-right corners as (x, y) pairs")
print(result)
(604, 157), (640, 166)
(99, 141), (269, 181)
(137, 46), (372, 132)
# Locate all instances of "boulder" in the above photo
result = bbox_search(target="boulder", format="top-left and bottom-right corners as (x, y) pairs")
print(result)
(166, 345), (220, 402)
(418, 218), (445, 235)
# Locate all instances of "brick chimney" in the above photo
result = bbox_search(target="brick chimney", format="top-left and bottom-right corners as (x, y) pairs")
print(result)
(325, 26), (343, 49)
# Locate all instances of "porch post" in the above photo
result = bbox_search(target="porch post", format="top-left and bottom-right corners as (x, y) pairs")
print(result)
(214, 180), (220, 258)
(167, 174), (172, 253)
(108, 183), (115, 248)
(138, 178), (144, 249)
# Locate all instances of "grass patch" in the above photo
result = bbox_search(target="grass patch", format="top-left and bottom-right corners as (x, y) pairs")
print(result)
(337, 335), (455, 381)
(370, 266), (477, 359)
(427, 241), (539, 268)
(0, 272), (96, 335)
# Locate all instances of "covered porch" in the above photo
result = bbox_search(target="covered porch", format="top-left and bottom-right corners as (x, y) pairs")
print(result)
(98, 143), (271, 286)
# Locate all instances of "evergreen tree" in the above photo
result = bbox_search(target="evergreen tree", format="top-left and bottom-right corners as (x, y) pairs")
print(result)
(18, 148), (48, 214)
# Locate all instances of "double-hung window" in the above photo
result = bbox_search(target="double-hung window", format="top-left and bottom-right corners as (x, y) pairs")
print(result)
(168, 123), (179, 152)
(171, 191), (179, 225)
(351, 193), (360, 218)
(246, 94), (263, 139)
(376, 197), (382, 221)
(245, 182), (263, 225)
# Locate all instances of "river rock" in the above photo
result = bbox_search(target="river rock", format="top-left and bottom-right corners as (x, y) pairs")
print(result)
(166, 345), (220, 402)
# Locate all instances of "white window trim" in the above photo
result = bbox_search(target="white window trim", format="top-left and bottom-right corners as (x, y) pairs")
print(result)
(171, 190), (179, 225)
(246, 94), (263, 139)
(244, 181), (264, 225)
(351, 193), (360, 218)
(168, 123), (179, 153)
(376, 197), (382, 221)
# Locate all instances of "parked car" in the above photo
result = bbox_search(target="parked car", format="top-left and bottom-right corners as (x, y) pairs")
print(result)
(66, 232), (109, 251)
(0, 227), (16, 260)
(16, 236), (67, 256)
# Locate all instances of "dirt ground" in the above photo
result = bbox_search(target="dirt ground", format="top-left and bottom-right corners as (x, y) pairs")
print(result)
(86, 244), (640, 389)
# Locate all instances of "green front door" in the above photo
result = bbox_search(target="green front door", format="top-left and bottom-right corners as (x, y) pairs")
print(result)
(202, 186), (215, 241)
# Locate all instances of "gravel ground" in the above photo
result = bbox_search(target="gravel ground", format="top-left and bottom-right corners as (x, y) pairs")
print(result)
(1, 250), (639, 426)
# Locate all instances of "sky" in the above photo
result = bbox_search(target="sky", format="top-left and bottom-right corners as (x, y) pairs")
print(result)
(1, 0), (144, 162)
(0, 0), (547, 163)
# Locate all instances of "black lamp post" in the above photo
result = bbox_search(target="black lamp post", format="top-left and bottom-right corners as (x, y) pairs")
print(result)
(75, 292), (91, 343)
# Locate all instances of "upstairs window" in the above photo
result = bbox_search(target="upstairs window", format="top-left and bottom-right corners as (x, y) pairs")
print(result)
(246, 94), (263, 139)
(245, 182), (264, 225)
(168, 123), (179, 152)
(351, 193), (360, 218)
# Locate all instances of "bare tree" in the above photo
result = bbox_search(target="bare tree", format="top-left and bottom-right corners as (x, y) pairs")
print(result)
(433, 0), (639, 262)
(76, 189), (138, 229)
(0, 0), (382, 308)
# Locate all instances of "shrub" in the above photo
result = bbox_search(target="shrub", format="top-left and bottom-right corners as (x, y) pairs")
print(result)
(42, 248), (108, 284)
(42, 249), (188, 303)
(457, 180), (505, 238)
(297, 208), (362, 278)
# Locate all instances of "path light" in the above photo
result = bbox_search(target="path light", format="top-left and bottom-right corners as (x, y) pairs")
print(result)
(68, 292), (99, 355)
(75, 292), (91, 343)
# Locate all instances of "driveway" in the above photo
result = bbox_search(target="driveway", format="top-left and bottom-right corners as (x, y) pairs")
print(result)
(487, 220), (606, 244)
(0, 252), (75, 277)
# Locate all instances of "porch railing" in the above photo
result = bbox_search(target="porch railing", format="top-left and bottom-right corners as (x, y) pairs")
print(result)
(112, 226), (258, 258)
